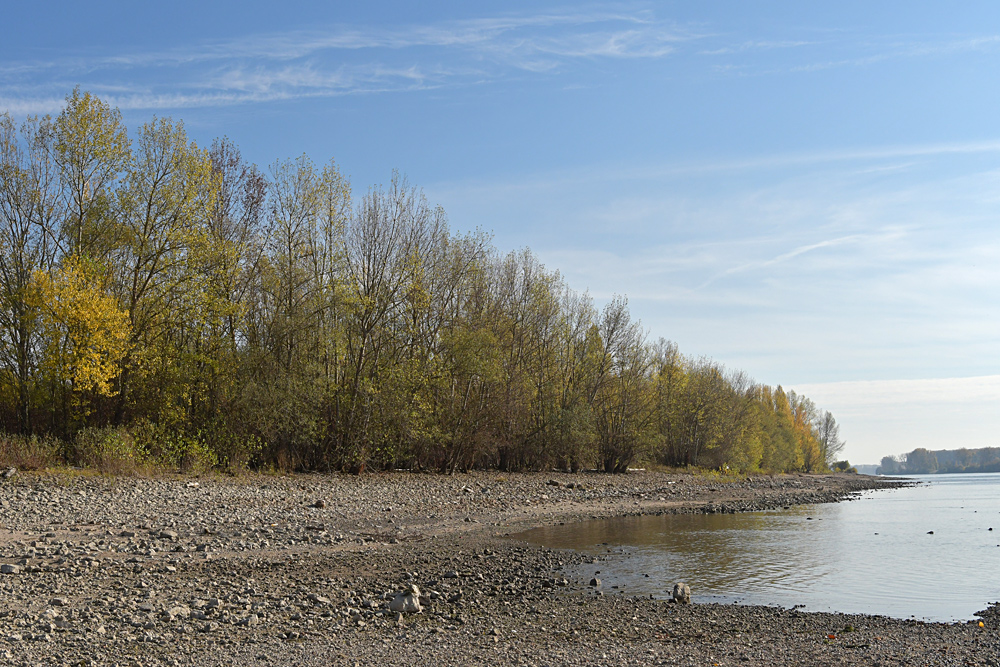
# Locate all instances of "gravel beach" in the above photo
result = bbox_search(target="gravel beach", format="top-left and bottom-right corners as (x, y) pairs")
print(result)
(0, 469), (996, 666)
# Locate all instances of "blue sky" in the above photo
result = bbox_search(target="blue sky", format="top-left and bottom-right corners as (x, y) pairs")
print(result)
(5, 2), (1000, 464)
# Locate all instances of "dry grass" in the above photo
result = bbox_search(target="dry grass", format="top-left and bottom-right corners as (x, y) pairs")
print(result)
(0, 433), (59, 470)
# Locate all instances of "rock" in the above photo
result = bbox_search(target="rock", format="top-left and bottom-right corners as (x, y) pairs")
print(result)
(389, 584), (422, 613)
(589, 577), (601, 587)
(163, 605), (191, 621)
(546, 479), (562, 487)
(159, 529), (178, 540)
(312, 499), (326, 509)
(1, 564), (20, 574)
(672, 582), (691, 604)
(49, 597), (69, 607)
(2, 467), (15, 480)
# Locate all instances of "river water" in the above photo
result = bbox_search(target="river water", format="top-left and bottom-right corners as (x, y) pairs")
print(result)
(515, 473), (1000, 622)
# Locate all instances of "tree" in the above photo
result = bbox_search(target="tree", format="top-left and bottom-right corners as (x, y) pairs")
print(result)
(591, 296), (654, 473)
(1, 90), (852, 475)
(815, 410), (845, 469)
(30, 256), (131, 430)
(904, 448), (938, 474)
(0, 112), (61, 432)
(110, 116), (216, 424)
(53, 88), (130, 259)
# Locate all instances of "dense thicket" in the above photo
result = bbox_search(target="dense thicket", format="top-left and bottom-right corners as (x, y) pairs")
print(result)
(0, 90), (845, 473)
(878, 447), (1000, 475)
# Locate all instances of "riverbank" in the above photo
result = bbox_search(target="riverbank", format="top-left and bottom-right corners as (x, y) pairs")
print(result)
(0, 470), (995, 666)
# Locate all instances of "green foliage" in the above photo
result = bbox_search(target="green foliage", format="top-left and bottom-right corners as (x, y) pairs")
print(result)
(0, 90), (842, 476)
(833, 460), (856, 473)
(129, 420), (218, 473)
(71, 426), (148, 474)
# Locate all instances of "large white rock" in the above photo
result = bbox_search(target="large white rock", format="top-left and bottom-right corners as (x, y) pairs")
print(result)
(389, 584), (422, 613)
(672, 582), (691, 604)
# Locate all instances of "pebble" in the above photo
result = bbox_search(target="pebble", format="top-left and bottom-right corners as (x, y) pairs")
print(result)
(0, 470), (951, 666)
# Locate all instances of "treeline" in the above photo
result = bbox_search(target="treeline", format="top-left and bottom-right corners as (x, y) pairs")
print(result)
(0, 89), (845, 473)
(878, 447), (1000, 475)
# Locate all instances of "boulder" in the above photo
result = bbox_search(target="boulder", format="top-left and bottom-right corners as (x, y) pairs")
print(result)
(389, 584), (422, 613)
(672, 582), (691, 604)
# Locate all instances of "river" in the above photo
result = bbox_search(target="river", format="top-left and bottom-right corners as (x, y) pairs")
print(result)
(515, 473), (1000, 622)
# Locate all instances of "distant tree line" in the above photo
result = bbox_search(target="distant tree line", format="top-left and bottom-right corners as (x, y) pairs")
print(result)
(878, 447), (1000, 475)
(0, 89), (846, 473)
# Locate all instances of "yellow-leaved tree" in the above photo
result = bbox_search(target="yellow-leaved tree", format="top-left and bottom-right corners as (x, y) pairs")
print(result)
(31, 257), (131, 420)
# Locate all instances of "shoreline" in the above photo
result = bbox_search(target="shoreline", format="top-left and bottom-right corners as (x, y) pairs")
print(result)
(0, 470), (995, 666)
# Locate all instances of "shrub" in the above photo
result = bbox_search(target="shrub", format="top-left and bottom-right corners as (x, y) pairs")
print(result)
(72, 426), (148, 474)
(0, 433), (59, 470)
(197, 418), (262, 472)
(130, 420), (218, 473)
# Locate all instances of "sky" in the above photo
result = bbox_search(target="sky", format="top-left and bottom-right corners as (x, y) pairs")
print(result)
(3, 1), (1000, 464)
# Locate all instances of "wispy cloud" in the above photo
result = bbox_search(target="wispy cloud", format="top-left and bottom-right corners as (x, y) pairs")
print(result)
(725, 33), (1000, 76)
(0, 9), (696, 114)
(5, 6), (1000, 115)
(700, 39), (816, 55)
(699, 234), (871, 288)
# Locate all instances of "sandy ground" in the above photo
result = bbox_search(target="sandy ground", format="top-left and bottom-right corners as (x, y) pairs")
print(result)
(0, 469), (996, 666)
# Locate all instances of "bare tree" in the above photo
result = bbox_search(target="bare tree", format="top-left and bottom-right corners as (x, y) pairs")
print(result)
(816, 410), (845, 467)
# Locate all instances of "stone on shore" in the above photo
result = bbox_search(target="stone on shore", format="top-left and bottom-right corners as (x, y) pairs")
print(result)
(672, 582), (691, 604)
(389, 584), (422, 613)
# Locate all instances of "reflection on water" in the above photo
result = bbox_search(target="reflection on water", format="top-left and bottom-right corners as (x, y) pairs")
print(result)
(514, 473), (1000, 621)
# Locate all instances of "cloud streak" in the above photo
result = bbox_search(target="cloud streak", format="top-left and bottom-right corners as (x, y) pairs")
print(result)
(5, 6), (1000, 116)
(0, 9), (696, 113)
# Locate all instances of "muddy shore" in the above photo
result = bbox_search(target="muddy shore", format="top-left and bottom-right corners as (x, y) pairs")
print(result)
(0, 469), (996, 666)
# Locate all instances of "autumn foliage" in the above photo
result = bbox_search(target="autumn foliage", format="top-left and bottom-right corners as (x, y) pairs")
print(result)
(0, 90), (843, 473)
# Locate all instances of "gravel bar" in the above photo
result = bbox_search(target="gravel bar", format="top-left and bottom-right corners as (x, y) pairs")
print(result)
(0, 469), (996, 666)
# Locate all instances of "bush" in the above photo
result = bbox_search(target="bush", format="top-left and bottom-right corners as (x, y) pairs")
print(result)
(130, 420), (218, 473)
(0, 433), (59, 470)
(197, 418), (262, 472)
(833, 460), (857, 473)
(72, 426), (149, 474)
